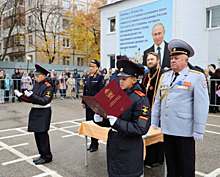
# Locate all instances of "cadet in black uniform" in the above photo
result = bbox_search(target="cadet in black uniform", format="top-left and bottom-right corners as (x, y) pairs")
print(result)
(15, 64), (53, 165)
(94, 59), (151, 177)
(81, 59), (104, 152)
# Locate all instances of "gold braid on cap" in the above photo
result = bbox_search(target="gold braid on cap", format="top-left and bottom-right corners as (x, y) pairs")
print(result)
(170, 51), (187, 55)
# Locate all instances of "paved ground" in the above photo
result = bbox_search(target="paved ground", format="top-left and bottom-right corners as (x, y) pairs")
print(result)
(0, 98), (220, 177)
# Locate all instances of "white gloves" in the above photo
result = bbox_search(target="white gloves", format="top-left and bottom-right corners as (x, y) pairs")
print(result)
(193, 132), (203, 141)
(94, 114), (103, 122)
(107, 115), (117, 126)
(151, 124), (159, 130)
(14, 90), (22, 97)
(24, 90), (33, 97)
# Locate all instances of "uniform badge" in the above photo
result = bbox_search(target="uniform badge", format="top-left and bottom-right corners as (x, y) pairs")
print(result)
(46, 91), (51, 98)
(120, 68), (123, 72)
(141, 105), (149, 115)
(202, 80), (207, 89)
(149, 86), (153, 90)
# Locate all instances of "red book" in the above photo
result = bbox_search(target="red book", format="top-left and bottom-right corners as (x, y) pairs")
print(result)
(81, 79), (133, 119)
(19, 94), (35, 103)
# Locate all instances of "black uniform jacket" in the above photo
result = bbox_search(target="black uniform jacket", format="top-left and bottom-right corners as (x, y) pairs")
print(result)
(27, 78), (53, 132)
(82, 72), (104, 109)
(96, 83), (151, 177)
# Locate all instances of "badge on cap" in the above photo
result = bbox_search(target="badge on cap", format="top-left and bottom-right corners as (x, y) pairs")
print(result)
(173, 48), (176, 51)
(120, 68), (123, 72)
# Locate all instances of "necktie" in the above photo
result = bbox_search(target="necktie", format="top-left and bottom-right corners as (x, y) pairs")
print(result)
(157, 46), (161, 66)
(170, 72), (179, 86)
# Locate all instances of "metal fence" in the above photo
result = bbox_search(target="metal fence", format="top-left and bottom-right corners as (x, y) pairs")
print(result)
(0, 78), (85, 103)
(0, 78), (219, 107)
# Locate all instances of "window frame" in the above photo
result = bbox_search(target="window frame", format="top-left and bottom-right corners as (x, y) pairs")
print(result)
(206, 6), (220, 29)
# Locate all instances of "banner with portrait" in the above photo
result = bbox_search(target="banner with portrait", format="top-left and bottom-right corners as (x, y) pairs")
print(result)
(119, 0), (173, 63)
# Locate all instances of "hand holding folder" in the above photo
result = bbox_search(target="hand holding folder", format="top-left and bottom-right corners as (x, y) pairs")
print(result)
(81, 79), (133, 119)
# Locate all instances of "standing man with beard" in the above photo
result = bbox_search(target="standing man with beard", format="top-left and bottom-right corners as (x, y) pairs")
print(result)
(142, 52), (164, 168)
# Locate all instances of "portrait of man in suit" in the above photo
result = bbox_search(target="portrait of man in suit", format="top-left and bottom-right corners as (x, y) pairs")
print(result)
(142, 23), (170, 69)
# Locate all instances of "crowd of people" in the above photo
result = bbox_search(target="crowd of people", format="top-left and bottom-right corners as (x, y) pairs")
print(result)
(0, 68), (88, 103)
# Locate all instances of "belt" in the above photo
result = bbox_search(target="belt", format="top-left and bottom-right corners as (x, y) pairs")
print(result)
(111, 128), (118, 132)
(32, 103), (51, 108)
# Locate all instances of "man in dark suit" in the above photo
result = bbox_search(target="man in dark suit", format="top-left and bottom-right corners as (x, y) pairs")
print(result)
(143, 23), (170, 69)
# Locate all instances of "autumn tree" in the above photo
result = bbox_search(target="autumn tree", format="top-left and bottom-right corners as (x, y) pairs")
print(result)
(0, 0), (25, 61)
(65, 0), (106, 64)
(27, 0), (69, 64)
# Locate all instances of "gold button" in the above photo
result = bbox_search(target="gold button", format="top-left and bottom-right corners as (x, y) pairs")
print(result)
(169, 90), (172, 93)
(167, 98), (170, 100)
(165, 114), (168, 116)
(166, 106), (168, 108)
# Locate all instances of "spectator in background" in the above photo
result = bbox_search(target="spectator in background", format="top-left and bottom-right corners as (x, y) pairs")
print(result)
(66, 74), (75, 99)
(59, 71), (67, 100)
(29, 70), (35, 85)
(12, 69), (22, 102)
(0, 70), (5, 104)
(5, 74), (12, 102)
(0, 69), (6, 78)
(65, 68), (71, 78)
(20, 69), (24, 76)
(50, 70), (58, 98)
(21, 72), (31, 93)
(72, 69), (80, 98)
(104, 68), (112, 85)
(98, 66), (103, 75)
(102, 68), (107, 85)
(210, 68), (220, 113)
(81, 70), (87, 86)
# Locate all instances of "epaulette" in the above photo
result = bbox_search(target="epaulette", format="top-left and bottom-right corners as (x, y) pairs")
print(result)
(163, 70), (172, 75)
(189, 69), (202, 74)
(45, 82), (51, 87)
(134, 90), (146, 97)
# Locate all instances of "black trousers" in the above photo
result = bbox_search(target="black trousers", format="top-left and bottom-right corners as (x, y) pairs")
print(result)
(86, 108), (98, 148)
(164, 134), (195, 177)
(34, 132), (52, 161)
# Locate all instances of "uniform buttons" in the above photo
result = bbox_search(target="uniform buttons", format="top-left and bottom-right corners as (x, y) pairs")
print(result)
(166, 106), (168, 108)
(165, 114), (168, 116)
(169, 90), (172, 93)
(167, 98), (170, 100)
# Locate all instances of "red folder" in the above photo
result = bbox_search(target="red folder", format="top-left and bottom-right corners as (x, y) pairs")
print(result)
(19, 94), (35, 103)
(81, 79), (133, 119)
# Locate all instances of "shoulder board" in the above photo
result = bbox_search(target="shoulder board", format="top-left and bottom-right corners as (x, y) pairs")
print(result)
(45, 82), (51, 87)
(189, 69), (202, 74)
(163, 70), (172, 74)
(134, 90), (146, 97)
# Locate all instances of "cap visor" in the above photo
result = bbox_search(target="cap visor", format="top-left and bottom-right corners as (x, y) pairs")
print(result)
(117, 72), (132, 77)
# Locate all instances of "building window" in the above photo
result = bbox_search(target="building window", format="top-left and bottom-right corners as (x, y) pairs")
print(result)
(77, 57), (83, 66)
(110, 55), (115, 68)
(63, 38), (69, 47)
(63, 19), (69, 29)
(28, 16), (32, 26)
(207, 7), (220, 28)
(110, 18), (116, 32)
(29, 35), (33, 45)
(63, 56), (70, 65)
(76, 4), (84, 11)
(28, 0), (32, 6)
(63, 1), (70, 11)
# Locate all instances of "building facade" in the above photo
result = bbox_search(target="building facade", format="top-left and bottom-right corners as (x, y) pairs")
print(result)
(0, 0), (94, 66)
(100, 0), (220, 69)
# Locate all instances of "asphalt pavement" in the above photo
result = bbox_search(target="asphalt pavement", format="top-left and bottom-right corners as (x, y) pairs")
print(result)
(0, 98), (219, 177)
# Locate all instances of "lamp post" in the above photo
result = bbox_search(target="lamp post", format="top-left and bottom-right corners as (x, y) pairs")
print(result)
(26, 56), (31, 73)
